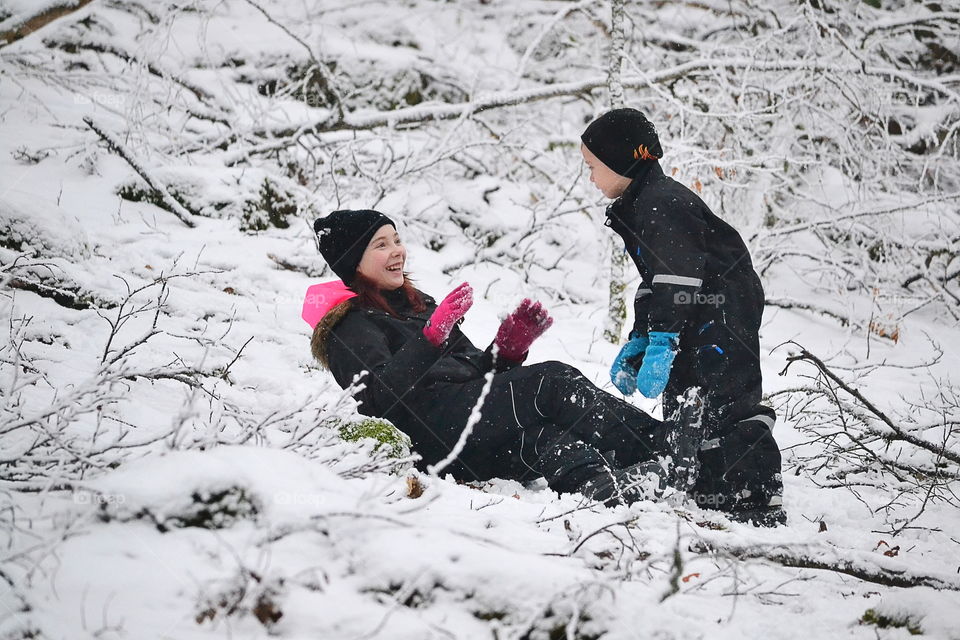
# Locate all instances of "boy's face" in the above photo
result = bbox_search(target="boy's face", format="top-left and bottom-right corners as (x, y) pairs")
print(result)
(581, 144), (631, 199)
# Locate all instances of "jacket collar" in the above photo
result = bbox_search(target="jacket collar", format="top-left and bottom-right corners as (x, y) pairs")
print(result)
(604, 161), (665, 227)
(620, 161), (664, 205)
(382, 287), (410, 309)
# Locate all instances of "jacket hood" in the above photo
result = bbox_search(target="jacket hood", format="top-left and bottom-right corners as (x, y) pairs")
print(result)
(302, 280), (357, 329)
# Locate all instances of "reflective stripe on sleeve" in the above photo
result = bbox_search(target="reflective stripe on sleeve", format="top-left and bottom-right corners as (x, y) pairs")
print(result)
(635, 288), (652, 299)
(651, 274), (703, 288)
(741, 413), (776, 430)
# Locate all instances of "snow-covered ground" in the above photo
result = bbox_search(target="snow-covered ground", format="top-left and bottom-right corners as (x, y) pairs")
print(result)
(2, 1), (959, 638)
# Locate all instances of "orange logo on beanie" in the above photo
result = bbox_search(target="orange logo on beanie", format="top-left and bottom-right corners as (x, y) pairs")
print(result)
(633, 144), (658, 161)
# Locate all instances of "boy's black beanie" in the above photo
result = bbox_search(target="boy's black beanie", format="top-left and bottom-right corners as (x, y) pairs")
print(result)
(313, 209), (396, 284)
(581, 108), (663, 178)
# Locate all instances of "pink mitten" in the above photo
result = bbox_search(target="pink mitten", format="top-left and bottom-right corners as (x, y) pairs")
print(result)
(423, 282), (473, 346)
(494, 299), (554, 361)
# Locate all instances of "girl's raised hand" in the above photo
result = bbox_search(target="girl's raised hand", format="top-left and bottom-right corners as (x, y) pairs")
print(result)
(423, 282), (473, 346)
(494, 298), (553, 361)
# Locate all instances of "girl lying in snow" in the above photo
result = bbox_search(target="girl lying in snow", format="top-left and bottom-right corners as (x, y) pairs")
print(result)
(302, 208), (783, 525)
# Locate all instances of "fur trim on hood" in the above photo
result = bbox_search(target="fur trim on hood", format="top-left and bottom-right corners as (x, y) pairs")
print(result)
(310, 299), (353, 369)
(302, 280), (358, 369)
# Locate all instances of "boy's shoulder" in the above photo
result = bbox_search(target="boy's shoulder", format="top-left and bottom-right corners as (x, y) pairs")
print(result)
(654, 174), (706, 207)
(625, 173), (707, 217)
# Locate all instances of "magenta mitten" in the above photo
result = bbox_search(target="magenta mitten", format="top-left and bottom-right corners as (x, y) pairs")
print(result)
(494, 299), (554, 361)
(423, 282), (473, 346)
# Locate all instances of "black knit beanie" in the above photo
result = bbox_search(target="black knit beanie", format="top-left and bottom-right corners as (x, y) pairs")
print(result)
(581, 108), (663, 178)
(313, 209), (396, 284)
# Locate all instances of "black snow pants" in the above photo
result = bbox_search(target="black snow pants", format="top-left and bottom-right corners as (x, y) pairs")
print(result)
(665, 293), (783, 511)
(414, 361), (669, 494)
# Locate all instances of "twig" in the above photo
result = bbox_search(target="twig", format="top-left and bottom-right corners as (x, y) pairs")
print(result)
(241, 0), (343, 123)
(83, 117), (197, 228)
(428, 365), (496, 477)
(660, 522), (684, 602)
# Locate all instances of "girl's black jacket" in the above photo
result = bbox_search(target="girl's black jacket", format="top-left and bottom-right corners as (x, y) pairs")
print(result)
(323, 289), (519, 437)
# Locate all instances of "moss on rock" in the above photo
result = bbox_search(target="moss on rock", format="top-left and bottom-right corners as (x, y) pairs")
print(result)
(860, 608), (923, 635)
(338, 418), (411, 460)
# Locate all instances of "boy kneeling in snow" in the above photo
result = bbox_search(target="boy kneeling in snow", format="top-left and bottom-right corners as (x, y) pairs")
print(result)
(580, 108), (785, 526)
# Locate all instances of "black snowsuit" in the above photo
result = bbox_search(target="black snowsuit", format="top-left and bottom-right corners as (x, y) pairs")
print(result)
(605, 161), (783, 511)
(323, 289), (668, 494)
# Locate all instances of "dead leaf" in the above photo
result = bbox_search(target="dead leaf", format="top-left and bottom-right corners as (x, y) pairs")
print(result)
(223, 286), (236, 295)
(512, 493), (520, 500)
(681, 572), (700, 583)
(819, 521), (828, 532)
(868, 320), (900, 343)
(714, 166), (725, 179)
(252, 592), (283, 626)
(406, 475), (424, 499)
(883, 546), (900, 558)
(692, 178), (703, 193)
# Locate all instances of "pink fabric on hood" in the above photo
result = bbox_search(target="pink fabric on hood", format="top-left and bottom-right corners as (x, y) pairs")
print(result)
(301, 280), (357, 329)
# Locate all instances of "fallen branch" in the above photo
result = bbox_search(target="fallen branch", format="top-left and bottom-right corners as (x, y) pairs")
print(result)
(763, 192), (960, 239)
(765, 297), (853, 328)
(692, 540), (960, 591)
(266, 253), (327, 278)
(240, 56), (959, 143)
(44, 36), (226, 114)
(83, 117), (197, 228)
(0, 0), (94, 48)
(4, 276), (115, 310)
(780, 343), (960, 466)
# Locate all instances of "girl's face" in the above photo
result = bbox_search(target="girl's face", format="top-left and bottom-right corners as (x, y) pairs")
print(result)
(357, 224), (406, 290)
(581, 144), (631, 199)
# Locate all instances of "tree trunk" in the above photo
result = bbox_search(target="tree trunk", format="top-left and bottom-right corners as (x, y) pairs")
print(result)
(604, 0), (628, 344)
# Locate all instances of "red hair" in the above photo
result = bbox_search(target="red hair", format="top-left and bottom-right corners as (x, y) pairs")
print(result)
(349, 273), (426, 317)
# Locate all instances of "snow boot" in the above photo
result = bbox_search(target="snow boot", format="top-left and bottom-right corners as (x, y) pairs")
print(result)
(692, 408), (786, 527)
(727, 494), (786, 527)
(579, 460), (667, 506)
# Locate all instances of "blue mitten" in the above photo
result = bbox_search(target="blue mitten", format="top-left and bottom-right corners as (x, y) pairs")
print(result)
(636, 332), (679, 398)
(610, 332), (649, 395)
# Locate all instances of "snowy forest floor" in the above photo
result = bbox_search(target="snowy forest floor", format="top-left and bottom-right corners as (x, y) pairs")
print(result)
(2, 1), (959, 639)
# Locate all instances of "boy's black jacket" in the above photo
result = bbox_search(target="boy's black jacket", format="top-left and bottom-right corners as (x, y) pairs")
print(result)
(604, 161), (764, 337)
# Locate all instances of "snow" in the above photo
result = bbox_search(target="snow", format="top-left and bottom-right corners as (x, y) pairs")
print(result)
(2, 0), (960, 638)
